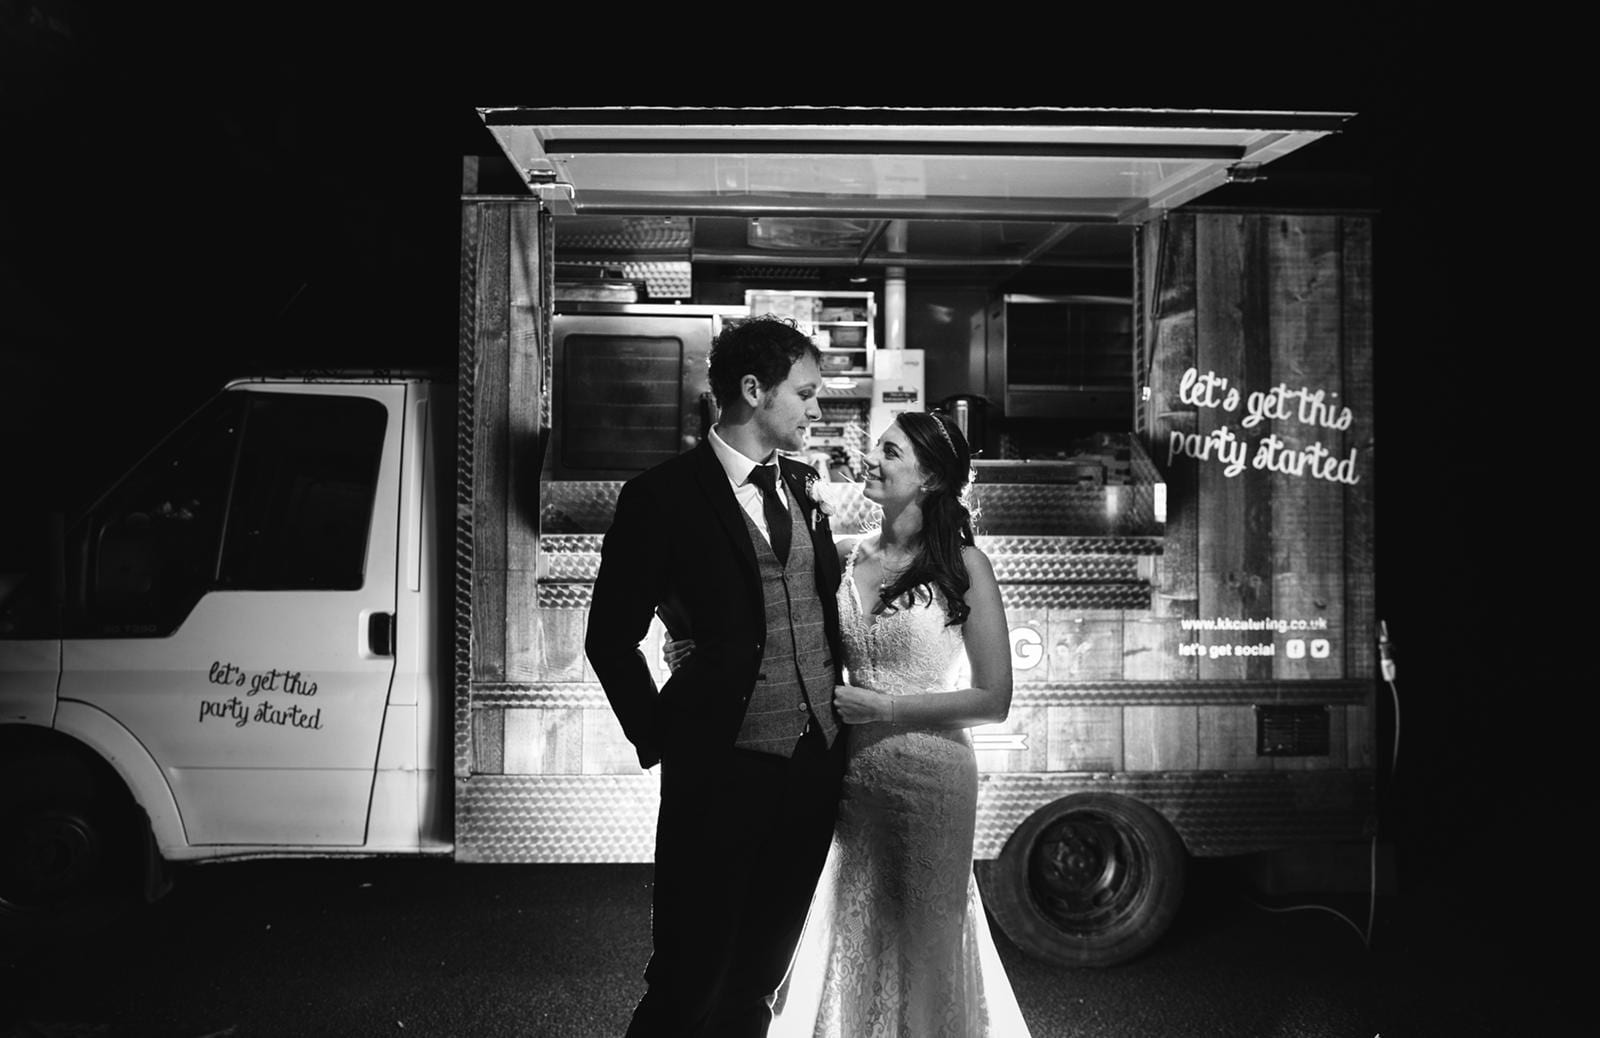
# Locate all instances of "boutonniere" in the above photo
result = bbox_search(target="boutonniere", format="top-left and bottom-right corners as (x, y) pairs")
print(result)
(801, 472), (834, 531)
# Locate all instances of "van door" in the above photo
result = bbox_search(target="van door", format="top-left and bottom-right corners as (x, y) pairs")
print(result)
(57, 382), (405, 847)
(0, 514), (64, 726)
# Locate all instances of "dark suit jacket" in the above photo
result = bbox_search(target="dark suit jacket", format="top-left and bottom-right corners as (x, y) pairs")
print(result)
(585, 441), (844, 769)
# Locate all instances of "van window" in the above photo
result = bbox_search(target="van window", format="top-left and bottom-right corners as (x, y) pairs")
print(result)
(81, 391), (388, 636)
(217, 394), (386, 591)
(86, 393), (246, 634)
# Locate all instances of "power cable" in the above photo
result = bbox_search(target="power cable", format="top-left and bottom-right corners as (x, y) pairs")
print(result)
(1240, 620), (1400, 951)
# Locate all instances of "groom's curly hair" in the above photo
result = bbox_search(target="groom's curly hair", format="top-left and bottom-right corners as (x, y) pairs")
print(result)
(707, 315), (821, 411)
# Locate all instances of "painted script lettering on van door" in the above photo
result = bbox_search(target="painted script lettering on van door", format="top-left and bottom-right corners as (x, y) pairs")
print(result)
(196, 659), (323, 730)
(1167, 367), (1362, 484)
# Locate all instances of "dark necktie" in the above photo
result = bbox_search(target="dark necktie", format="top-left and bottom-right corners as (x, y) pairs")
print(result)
(748, 464), (791, 565)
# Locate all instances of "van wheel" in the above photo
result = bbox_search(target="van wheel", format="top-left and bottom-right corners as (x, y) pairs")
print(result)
(981, 793), (1186, 967)
(0, 751), (141, 933)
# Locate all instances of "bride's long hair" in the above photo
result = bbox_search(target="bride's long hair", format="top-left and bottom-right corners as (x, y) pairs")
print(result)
(876, 410), (978, 627)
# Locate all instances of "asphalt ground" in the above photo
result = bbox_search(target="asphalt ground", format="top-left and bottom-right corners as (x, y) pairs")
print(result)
(0, 847), (1558, 1038)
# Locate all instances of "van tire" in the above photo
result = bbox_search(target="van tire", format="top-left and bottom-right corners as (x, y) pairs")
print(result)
(0, 748), (145, 934)
(980, 793), (1186, 967)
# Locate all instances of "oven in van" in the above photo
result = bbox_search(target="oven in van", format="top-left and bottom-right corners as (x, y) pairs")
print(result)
(547, 308), (737, 481)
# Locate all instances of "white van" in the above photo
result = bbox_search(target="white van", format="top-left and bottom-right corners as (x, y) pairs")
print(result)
(0, 377), (455, 924)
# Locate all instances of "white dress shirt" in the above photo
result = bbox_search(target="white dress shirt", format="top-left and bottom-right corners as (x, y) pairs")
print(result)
(708, 425), (786, 548)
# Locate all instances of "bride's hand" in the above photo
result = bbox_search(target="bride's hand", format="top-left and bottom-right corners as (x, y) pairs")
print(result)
(662, 638), (695, 673)
(833, 683), (893, 724)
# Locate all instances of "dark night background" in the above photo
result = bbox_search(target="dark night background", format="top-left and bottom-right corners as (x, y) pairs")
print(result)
(3, 0), (1529, 978)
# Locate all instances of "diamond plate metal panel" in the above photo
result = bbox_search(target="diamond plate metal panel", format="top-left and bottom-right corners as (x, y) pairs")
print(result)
(971, 483), (1160, 537)
(467, 679), (1367, 711)
(1130, 437), (1163, 485)
(558, 258), (693, 298)
(819, 482), (1148, 539)
(536, 508), (1162, 606)
(541, 479), (1163, 539)
(542, 481), (626, 534)
(541, 534), (604, 555)
(1001, 584), (1151, 609)
(457, 774), (661, 863)
(454, 208), (481, 781)
(540, 210), (553, 431)
(982, 536), (1163, 556)
(635, 261), (692, 299)
(455, 769), (1370, 863)
(538, 585), (593, 609)
(543, 552), (602, 582)
(556, 216), (693, 252)
(539, 535), (1158, 584)
(866, 480), (1162, 537)
(1006, 680), (1371, 707)
(972, 771), (1374, 859)
(472, 682), (611, 709)
(989, 554), (1140, 583)
(536, 564), (1148, 607)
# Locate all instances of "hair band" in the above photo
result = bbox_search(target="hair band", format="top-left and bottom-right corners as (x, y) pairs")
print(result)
(928, 411), (957, 460)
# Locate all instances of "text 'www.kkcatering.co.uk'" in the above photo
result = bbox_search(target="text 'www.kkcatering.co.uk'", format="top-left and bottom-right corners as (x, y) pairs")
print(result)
(1179, 616), (1330, 634)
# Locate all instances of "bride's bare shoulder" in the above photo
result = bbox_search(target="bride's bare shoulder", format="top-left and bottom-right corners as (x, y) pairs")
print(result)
(960, 543), (999, 580)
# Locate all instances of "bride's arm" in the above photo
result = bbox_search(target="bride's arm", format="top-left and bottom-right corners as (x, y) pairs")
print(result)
(833, 547), (1013, 728)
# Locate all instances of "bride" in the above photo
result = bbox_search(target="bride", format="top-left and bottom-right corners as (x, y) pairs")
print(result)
(770, 409), (1033, 1038)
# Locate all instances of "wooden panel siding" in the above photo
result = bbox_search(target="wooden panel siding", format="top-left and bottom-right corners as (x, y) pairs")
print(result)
(1124, 704), (1198, 771)
(1197, 704), (1260, 771)
(1236, 216), (1277, 682)
(1341, 217), (1377, 681)
(1046, 706), (1123, 772)
(1195, 213), (1278, 681)
(582, 708), (643, 775)
(1141, 210), (1374, 696)
(504, 707), (584, 775)
(462, 199), (550, 776)
(1048, 609), (1124, 682)
(472, 705), (505, 775)
(981, 705), (1050, 773)
(471, 203), (510, 684)
(506, 205), (546, 681)
(1267, 215), (1345, 681)
(1347, 704), (1376, 769)
(456, 203), (482, 780)
(1123, 612), (1187, 682)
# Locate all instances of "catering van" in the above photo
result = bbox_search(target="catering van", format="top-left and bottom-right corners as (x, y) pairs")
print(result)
(0, 107), (1381, 967)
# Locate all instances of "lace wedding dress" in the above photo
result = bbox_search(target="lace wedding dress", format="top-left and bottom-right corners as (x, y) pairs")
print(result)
(771, 544), (1034, 1038)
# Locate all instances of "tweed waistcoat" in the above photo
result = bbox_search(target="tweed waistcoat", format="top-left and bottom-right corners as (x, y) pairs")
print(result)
(734, 488), (839, 756)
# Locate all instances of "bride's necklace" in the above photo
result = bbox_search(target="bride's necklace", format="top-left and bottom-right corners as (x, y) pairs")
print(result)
(875, 544), (916, 592)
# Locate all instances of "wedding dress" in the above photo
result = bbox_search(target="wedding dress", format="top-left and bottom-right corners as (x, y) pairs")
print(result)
(771, 543), (1034, 1038)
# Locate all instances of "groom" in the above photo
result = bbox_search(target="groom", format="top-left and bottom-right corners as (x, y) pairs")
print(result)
(586, 315), (847, 1038)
